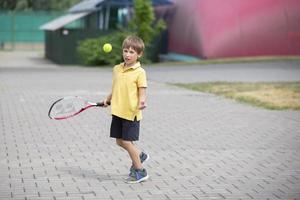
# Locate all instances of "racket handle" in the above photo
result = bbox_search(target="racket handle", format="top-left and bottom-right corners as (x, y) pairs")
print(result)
(96, 101), (110, 107)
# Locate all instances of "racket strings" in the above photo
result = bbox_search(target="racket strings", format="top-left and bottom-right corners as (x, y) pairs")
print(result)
(50, 98), (87, 118)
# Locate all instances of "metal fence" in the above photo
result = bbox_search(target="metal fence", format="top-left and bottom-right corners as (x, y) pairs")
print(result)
(0, 10), (63, 50)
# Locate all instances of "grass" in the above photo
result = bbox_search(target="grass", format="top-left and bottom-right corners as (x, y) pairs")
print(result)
(153, 56), (300, 67)
(173, 82), (300, 110)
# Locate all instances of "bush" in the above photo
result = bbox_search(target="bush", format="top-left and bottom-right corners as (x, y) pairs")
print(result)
(77, 31), (152, 66)
(77, 31), (130, 66)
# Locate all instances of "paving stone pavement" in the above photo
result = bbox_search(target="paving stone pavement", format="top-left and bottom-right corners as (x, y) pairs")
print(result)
(1, 52), (300, 200)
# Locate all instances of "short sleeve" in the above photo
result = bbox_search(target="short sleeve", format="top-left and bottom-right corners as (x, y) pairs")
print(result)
(112, 65), (118, 86)
(137, 70), (147, 88)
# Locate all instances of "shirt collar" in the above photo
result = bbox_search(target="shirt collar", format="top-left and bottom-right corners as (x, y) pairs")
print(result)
(121, 62), (141, 71)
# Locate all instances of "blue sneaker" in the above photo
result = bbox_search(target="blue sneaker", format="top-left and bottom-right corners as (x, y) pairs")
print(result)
(140, 152), (150, 163)
(129, 152), (150, 177)
(125, 168), (149, 183)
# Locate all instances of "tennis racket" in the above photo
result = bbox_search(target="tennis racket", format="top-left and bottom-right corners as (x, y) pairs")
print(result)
(48, 96), (109, 120)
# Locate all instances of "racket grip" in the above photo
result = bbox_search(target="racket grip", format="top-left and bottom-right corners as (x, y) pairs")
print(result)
(96, 101), (110, 106)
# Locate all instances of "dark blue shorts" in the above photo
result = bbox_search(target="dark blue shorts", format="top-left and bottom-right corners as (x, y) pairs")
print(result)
(110, 115), (140, 141)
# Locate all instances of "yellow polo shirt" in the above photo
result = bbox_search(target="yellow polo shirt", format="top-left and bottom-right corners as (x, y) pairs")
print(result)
(111, 62), (147, 121)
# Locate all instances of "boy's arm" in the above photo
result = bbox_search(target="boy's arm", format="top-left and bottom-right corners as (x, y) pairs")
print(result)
(104, 92), (112, 106)
(138, 87), (147, 110)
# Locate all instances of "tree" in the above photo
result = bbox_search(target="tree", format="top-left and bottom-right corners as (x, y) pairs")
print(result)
(49, 0), (81, 11)
(129, 0), (166, 45)
(0, 0), (80, 11)
(0, 0), (18, 10)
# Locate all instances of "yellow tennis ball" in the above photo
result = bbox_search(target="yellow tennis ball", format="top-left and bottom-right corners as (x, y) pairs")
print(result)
(103, 43), (112, 53)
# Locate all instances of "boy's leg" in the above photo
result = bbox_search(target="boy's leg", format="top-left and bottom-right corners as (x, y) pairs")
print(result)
(116, 138), (125, 148)
(119, 139), (142, 170)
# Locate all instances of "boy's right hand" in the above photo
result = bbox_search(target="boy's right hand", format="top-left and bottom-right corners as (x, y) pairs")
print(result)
(103, 99), (111, 107)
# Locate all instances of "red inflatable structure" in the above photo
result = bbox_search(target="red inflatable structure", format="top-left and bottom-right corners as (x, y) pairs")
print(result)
(167, 0), (300, 59)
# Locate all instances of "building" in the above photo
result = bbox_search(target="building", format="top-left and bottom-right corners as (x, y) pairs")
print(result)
(40, 0), (172, 64)
(167, 0), (300, 59)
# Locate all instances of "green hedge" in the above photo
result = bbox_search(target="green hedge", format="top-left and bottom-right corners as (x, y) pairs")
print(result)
(77, 32), (126, 65)
(77, 31), (153, 66)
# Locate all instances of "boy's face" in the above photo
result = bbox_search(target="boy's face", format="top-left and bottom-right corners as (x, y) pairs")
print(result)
(123, 47), (142, 67)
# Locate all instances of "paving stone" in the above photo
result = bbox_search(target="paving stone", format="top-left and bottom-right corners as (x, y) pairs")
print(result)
(1, 56), (300, 199)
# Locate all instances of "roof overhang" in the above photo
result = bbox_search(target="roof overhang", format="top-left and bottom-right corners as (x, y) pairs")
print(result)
(69, 0), (105, 13)
(40, 12), (90, 31)
(69, 0), (173, 13)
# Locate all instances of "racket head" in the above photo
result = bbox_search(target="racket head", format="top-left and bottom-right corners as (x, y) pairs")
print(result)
(48, 96), (96, 120)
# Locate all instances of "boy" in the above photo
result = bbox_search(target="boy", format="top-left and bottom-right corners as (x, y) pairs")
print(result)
(103, 35), (149, 183)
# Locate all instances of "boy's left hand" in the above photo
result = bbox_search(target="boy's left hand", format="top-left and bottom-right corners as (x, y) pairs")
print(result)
(138, 101), (147, 110)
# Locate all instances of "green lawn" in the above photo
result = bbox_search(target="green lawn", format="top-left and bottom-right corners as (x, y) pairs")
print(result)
(153, 56), (300, 67)
(174, 82), (300, 110)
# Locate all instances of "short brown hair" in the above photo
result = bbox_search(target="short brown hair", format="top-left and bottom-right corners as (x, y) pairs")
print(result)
(122, 35), (145, 54)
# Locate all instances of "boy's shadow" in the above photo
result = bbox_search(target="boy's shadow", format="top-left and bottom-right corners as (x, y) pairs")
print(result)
(58, 166), (125, 182)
